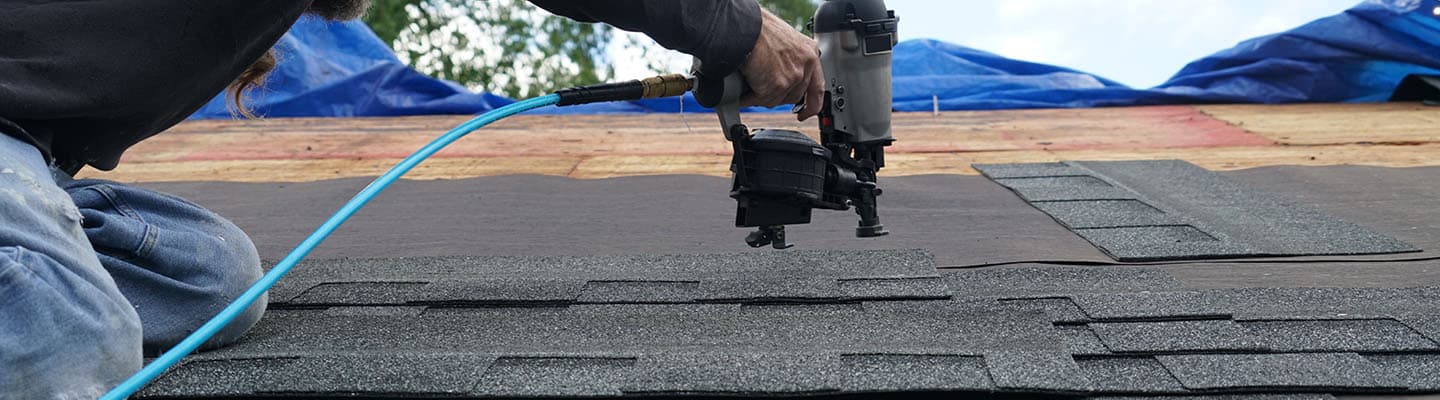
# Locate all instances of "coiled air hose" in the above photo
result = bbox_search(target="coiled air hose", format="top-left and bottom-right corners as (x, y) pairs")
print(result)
(101, 74), (692, 400)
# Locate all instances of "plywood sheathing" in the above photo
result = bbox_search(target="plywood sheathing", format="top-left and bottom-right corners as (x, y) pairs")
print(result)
(81, 103), (1440, 182)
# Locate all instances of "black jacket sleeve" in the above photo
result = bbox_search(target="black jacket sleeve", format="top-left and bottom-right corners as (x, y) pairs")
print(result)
(0, 0), (309, 171)
(529, 0), (762, 78)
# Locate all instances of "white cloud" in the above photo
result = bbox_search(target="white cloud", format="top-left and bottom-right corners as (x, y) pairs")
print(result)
(972, 30), (1078, 65)
(996, 0), (1044, 19)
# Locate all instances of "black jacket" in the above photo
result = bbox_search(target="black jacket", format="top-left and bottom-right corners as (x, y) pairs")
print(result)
(0, 0), (761, 173)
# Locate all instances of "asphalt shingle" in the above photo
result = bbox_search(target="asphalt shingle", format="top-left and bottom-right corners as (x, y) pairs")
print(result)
(1076, 356), (1186, 393)
(1240, 319), (1440, 352)
(273, 249), (945, 306)
(143, 252), (1440, 398)
(1155, 353), (1400, 390)
(975, 160), (1418, 261)
(1090, 320), (1267, 353)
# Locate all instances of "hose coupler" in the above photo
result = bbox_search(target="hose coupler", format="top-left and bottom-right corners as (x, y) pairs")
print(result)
(640, 74), (693, 99)
(555, 73), (693, 106)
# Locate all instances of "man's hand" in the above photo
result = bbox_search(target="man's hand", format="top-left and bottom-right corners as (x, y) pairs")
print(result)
(739, 9), (825, 121)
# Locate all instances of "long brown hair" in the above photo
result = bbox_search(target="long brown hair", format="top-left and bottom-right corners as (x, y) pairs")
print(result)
(227, 50), (277, 118)
(227, 0), (371, 117)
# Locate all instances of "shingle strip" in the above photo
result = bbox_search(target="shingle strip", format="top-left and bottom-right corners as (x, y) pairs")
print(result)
(1240, 319), (1440, 352)
(139, 354), (495, 397)
(836, 354), (993, 392)
(1091, 320), (1267, 354)
(1076, 356), (1187, 393)
(1362, 353), (1440, 391)
(975, 160), (1417, 261)
(985, 351), (1094, 393)
(1002, 297), (1092, 324)
(940, 266), (1182, 298)
(274, 249), (945, 306)
(1059, 326), (1112, 356)
(1070, 291), (1229, 322)
(475, 356), (636, 397)
(1092, 395), (1337, 400)
(1155, 353), (1401, 390)
(620, 352), (839, 394)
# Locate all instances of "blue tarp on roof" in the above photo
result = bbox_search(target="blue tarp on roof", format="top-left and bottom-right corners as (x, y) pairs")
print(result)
(191, 0), (1440, 119)
(191, 16), (514, 118)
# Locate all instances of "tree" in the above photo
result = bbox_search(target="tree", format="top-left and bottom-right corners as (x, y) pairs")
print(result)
(362, 0), (422, 47)
(761, 0), (822, 30)
(362, 0), (818, 98)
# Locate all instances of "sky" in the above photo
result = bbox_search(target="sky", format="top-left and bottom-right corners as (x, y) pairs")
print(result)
(612, 0), (1364, 89)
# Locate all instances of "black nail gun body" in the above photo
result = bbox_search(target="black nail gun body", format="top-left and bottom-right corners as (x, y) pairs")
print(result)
(694, 0), (899, 249)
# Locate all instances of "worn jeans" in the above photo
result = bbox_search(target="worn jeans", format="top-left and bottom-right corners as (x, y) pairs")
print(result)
(0, 133), (266, 399)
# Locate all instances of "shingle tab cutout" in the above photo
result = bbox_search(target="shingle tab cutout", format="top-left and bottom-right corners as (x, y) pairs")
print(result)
(143, 258), (1440, 398)
(974, 160), (1418, 261)
(272, 249), (944, 307)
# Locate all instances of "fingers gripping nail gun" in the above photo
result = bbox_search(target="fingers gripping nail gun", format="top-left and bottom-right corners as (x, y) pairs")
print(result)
(693, 0), (898, 249)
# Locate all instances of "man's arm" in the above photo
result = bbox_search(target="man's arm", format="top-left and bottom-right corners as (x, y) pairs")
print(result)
(529, 0), (761, 79)
(531, 0), (825, 120)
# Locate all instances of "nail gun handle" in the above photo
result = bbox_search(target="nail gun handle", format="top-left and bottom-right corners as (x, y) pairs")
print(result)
(691, 59), (750, 140)
(692, 71), (745, 109)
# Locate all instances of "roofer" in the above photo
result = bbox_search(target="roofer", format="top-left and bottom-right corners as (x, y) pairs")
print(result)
(0, 1), (824, 397)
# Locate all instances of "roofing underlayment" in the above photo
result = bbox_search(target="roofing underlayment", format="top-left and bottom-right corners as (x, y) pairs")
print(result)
(129, 159), (1439, 398)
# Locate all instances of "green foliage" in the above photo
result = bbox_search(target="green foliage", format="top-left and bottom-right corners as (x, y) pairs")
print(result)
(761, 0), (820, 31)
(362, 0), (817, 98)
(361, 0), (422, 47)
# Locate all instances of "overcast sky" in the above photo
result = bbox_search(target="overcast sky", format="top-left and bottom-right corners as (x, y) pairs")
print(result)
(888, 0), (1363, 87)
(612, 0), (1363, 88)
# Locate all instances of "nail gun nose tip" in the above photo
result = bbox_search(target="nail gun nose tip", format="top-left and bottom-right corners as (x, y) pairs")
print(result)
(856, 225), (889, 238)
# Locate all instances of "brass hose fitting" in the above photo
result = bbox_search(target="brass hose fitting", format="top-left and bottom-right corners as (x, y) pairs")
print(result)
(640, 73), (694, 99)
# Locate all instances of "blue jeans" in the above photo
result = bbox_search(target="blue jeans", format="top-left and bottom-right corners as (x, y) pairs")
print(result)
(0, 134), (266, 399)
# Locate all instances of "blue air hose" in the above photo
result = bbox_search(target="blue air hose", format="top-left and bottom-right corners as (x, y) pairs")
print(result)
(100, 94), (561, 400)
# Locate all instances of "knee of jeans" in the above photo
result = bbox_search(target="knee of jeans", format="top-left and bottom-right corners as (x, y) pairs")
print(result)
(150, 211), (268, 350)
(66, 179), (264, 297)
(181, 211), (265, 299)
(189, 213), (267, 337)
(120, 213), (268, 353)
(61, 179), (267, 350)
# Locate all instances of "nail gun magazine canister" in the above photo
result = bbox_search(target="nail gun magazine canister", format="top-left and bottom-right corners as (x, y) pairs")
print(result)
(813, 0), (897, 145)
(733, 129), (830, 227)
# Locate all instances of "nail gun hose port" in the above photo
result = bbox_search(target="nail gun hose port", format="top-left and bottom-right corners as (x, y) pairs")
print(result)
(555, 73), (692, 106)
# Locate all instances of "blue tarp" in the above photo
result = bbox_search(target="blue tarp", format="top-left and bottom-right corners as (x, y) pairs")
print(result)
(191, 16), (514, 118)
(192, 0), (1440, 119)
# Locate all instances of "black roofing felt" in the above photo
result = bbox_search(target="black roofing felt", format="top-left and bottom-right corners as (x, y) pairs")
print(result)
(140, 166), (1440, 274)
(141, 174), (1119, 268)
(132, 166), (1440, 399)
(973, 160), (1419, 261)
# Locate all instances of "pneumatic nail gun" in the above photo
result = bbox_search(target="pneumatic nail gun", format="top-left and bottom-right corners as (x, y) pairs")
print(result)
(693, 0), (899, 249)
